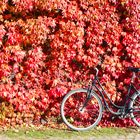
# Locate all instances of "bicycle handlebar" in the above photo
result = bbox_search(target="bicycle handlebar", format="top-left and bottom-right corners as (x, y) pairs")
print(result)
(94, 67), (139, 79)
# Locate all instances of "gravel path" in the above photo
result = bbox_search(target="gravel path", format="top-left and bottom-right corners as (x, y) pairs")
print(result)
(48, 134), (140, 140)
(0, 136), (10, 140)
(0, 133), (140, 140)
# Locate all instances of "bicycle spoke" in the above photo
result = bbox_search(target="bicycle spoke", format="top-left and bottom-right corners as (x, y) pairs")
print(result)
(133, 113), (140, 117)
(134, 99), (140, 106)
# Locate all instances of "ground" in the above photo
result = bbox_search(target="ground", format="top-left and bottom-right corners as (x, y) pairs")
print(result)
(0, 126), (139, 140)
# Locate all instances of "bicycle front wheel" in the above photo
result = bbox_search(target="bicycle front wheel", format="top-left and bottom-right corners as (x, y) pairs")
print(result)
(129, 90), (140, 127)
(61, 89), (103, 131)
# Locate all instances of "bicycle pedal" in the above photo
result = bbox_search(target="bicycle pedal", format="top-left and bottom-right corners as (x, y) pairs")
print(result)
(118, 116), (124, 119)
(111, 116), (117, 120)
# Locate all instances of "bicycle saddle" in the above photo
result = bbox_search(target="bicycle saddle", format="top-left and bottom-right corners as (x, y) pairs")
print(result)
(128, 67), (140, 73)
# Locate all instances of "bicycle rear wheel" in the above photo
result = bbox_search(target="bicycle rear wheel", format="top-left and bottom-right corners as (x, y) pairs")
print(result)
(129, 90), (140, 127)
(61, 88), (103, 131)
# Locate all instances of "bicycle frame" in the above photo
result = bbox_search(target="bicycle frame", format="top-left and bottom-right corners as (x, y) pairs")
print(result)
(88, 72), (139, 116)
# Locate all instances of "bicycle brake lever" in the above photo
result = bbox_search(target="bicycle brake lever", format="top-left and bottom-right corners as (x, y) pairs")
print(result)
(94, 67), (99, 77)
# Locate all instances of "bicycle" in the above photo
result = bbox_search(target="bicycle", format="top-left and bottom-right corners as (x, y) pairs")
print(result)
(61, 67), (140, 131)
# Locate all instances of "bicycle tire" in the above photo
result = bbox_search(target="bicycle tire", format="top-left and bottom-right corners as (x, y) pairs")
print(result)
(129, 90), (140, 127)
(61, 88), (103, 131)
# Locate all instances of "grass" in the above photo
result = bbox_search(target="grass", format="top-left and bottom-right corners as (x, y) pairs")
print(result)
(0, 126), (139, 140)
